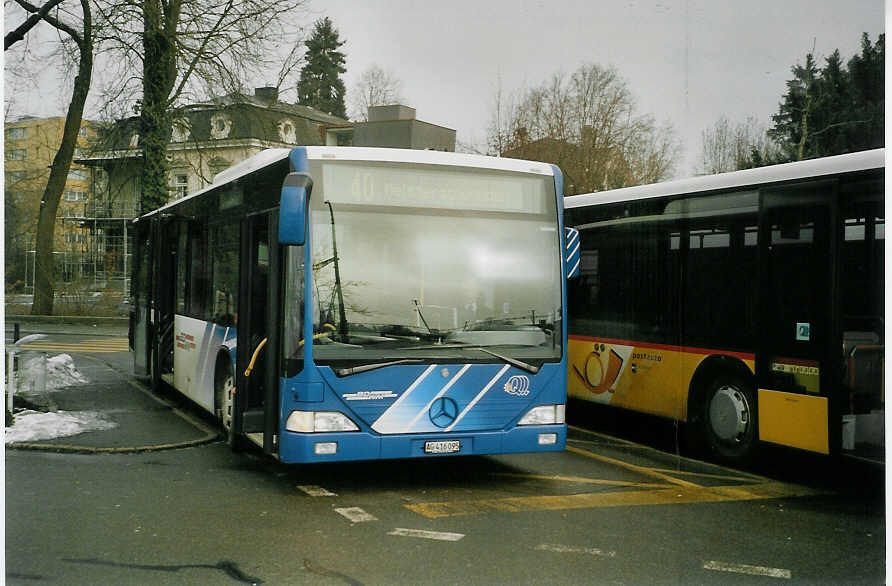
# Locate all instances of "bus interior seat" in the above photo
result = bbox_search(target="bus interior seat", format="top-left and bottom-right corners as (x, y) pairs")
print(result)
(843, 330), (884, 413)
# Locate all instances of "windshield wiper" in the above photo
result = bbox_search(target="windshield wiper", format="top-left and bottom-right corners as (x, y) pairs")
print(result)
(474, 347), (540, 374)
(405, 343), (540, 374)
(332, 359), (423, 377)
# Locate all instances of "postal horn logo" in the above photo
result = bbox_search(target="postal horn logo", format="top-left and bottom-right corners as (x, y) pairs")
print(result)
(429, 397), (459, 428)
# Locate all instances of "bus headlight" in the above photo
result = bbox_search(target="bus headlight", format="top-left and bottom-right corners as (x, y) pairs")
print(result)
(518, 404), (565, 426)
(286, 411), (359, 433)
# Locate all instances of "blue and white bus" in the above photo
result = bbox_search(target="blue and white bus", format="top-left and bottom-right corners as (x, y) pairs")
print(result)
(130, 147), (579, 463)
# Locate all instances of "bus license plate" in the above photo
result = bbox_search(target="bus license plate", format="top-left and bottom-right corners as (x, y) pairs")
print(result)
(424, 440), (461, 454)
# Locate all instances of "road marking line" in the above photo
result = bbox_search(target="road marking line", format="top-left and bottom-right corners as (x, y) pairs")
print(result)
(334, 507), (377, 523)
(646, 467), (766, 483)
(703, 560), (792, 579)
(535, 544), (616, 558)
(387, 528), (464, 541)
(568, 426), (772, 481)
(492, 472), (668, 489)
(18, 338), (130, 354)
(569, 424), (647, 446)
(297, 485), (337, 497)
(405, 482), (824, 519)
(566, 445), (700, 488)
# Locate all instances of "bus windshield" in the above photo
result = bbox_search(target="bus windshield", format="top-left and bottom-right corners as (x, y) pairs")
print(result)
(284, 160), (563, 368)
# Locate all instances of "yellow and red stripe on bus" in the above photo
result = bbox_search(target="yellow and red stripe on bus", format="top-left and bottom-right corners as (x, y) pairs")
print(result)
(567, 335), (755, 422)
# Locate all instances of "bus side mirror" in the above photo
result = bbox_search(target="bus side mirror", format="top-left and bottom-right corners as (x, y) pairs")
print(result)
(565, 227), (580, 279)
(279, 172), (313, 245)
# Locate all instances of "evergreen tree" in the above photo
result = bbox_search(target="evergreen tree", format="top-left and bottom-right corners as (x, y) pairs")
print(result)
(769, 33), (884, 161)
(846, 33), (885, 152)
(769, 53), (819, 161)
(297, 17), (347, 118)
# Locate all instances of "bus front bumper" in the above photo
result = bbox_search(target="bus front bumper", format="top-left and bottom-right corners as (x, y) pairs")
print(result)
(276, 424), (567, 464)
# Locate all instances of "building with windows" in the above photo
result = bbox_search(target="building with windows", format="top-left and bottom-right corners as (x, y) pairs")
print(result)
(4, 116), (96, 290)
(77, 91), (455, 292)
(5, 91), (457, 296)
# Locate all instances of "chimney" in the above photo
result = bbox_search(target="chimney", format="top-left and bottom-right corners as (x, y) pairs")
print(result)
(255, 87), (279, 104)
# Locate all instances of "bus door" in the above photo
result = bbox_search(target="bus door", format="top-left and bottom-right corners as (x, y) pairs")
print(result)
(153, 218), (181, 387)
(756, 181), (838, 454)
(130, 221), (152, 377)
(237, 212), (280, 454)
(837, 177), (885, 454)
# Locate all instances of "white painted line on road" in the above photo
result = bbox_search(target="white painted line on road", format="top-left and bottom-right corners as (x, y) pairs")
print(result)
(334, 507), (378, 523)
(535, 543), (616, 558)
(297, 485), (337, 497)
(387, 528), (465, 541)
(703, 560), (792, 579)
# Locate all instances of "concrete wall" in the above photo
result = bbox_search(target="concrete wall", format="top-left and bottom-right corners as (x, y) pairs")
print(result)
(353, 120), (455, 151)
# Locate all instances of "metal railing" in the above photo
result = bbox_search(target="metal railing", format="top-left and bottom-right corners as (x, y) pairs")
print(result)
(85, 200), (141, 219)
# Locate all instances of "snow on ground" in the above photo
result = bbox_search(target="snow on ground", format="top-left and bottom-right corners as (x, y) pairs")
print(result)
(5, 353), (117, 443)
(5, 410), (117, 443)
(17, 353), (88, 393)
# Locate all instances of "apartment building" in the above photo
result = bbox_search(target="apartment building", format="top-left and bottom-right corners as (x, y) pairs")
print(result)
(4, 116), (96, 288)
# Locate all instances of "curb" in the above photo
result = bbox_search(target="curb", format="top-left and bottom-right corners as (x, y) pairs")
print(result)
(5, 361), (221, 455)
(5, 435), (221, 454)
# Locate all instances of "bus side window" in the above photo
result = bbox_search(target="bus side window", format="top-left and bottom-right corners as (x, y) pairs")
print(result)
(187, 223), (209, 318)
(838, 179), (884, 413)
(176, 224), (187, 314)
(211, 222), (240, 326)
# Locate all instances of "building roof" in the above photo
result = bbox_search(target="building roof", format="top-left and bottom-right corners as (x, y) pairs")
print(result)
(190, 92), (348, 125)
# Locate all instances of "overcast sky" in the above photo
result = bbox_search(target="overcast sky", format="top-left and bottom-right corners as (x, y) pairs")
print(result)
(318, 0), (885, 177)
(4, 0), (885, 179)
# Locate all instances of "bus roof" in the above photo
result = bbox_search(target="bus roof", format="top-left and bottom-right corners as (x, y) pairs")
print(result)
(565, 148), (885, 209)
(139, 146), (558, 220)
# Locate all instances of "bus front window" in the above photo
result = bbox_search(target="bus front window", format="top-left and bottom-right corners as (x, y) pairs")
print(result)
(290, 160), (563, 369)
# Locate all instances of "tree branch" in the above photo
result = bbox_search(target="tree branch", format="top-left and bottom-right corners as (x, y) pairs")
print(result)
(5, 0), (65, 50)
(12, 0), (83, 47)
(169, 0), (234, 106)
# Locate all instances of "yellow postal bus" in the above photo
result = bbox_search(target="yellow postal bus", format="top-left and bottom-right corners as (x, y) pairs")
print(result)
(564, 149), (884, 463)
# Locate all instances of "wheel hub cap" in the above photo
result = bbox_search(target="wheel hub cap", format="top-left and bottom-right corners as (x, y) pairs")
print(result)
(708, 385), (750, 443)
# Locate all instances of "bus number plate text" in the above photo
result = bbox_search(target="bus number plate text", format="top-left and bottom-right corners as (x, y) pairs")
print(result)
(424, 440), (461, 454)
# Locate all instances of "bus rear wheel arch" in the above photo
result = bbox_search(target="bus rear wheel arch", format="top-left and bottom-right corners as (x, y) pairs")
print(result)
(687, 358), (757, 464)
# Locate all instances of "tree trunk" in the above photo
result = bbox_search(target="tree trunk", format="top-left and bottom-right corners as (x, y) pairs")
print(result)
(31, 3), (93, 315)
(139, 0), (179, 212)
(797, 86), (811, 162)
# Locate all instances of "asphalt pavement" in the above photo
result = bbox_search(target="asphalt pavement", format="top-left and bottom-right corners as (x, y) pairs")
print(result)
(5, 316), (220, 453)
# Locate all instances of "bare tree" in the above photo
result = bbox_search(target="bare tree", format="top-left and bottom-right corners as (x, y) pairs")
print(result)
(94, 0), (310, 211)
(699, 115), (782, 174)
(4, 0), (64, 49)
(7, 0), (94, 315)
(489, 63), (680, 194)
(349, 64), (404, 121)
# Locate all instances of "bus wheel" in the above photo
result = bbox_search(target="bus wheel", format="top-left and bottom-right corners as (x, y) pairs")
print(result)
(701, 376), (757, 464)
(215, 360), (237, 447)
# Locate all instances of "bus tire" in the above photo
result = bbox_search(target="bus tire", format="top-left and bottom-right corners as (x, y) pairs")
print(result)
(699, 375), (757, 464)
(214, 358), (239, 449)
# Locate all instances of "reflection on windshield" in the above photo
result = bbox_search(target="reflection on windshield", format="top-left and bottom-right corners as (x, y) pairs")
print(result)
(284, 161), (563, 366)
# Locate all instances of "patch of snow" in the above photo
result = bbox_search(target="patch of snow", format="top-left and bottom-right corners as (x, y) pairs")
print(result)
(5, 410), (117, 443)
(17, 353), (88, 395)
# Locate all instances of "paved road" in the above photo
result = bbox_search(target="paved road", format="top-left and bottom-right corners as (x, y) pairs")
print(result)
(7, 428), (885, 585)
(4, 322), (886, 585)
